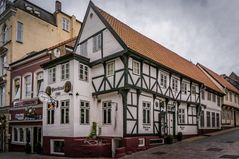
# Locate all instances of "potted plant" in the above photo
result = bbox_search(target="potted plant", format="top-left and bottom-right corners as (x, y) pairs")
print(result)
(177, 132), (183, 141)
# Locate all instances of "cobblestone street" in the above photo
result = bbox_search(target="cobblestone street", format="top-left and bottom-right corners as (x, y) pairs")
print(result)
(1, 128), (239, 159)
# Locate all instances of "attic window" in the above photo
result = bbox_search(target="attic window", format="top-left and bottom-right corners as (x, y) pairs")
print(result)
(90, 13), (93, 19)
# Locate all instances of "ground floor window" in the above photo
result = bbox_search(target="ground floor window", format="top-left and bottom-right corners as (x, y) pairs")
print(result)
(47, 109), (54, 124)
(51, 140), (64, 155)
(216, 113), (220, 127)
(178, 108), (185, 124)
(80, 101), (90, 124)
(207, 111), (211, 127)
(143, 102), (151, 124)
(200, 110), (205, 128)
(188, 106), (197, 125)
(212, 112), (215, 127)
(103, 101), (112, 124)
(12, 127), (25, 143)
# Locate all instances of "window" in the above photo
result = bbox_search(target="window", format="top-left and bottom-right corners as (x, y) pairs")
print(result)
(143, 102), (151, 124)
(106, 61), (115, 77)
(160, 73), (167, 88)
(216, 113), (220, 127)
(12, 127), (25, 143)
(93, 33), (101, 52)
(61, 63), (70, 80)
(201, 90), (205, 100)
(51, 140), (64, 155)
(16, 21), (23, 42)
(138, 138), (145, 147)
(132, 60), (140, 75)
(212, 112), (215, 127)
(212, 94), (216, 102)
(229, 92), (232, 102)
(0, 85), (5, 106)
(36, 72), (44, 95)
(0, 54), (6, 76)
(207, 92), (211, 101)
(48, 67), (56, 84)
(103, 101), (112, 124)
(62, 18), (69, 31)
(217, 96), (220, 106)
(13, 128), (18, 142)
(80, 42), (87, 57)
(181, 82), (187, 94)
(225, 91), (228, 101)
(2, 24), (7, 44)
(188, 107), (197, 124)
(47, 109), (54, 124)
(24, 75), (31, 98)
(13, 79), (20, 100)
(206, 111), (211, 127)
(80, 101), (90, 124)
(191, 85), (196, 94)
(61, 100), (69, 124)
(0, 0), (6, 15)
(19, 128), (24, 142)
(200, 110), (204, 127)
(172, 78), (178, 91)
(79, 63), (88, 81)
(178, 108), (185, 124)
(234, 94), (237, 103)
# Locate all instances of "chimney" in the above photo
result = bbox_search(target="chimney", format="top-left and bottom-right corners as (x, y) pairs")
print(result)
(55, 1), (62, 12)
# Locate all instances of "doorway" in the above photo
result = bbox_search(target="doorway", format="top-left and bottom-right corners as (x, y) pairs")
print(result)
(167, 112), (175, 136)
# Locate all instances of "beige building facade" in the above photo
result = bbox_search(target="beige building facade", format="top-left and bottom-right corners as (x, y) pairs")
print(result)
(0, 0), (81, 151)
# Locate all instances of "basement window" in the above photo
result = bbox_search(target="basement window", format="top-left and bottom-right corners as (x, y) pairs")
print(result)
(138, 138), (145, 147)
(51, 139), (64, 155)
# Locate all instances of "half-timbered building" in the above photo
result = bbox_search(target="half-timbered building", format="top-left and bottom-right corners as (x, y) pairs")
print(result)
(41, 2), (224, 157)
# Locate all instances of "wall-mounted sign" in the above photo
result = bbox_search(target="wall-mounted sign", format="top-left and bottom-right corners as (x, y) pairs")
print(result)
(52, 86), (64, 92)
(14, 99), (39, 107)
(15, 114), (24, 120)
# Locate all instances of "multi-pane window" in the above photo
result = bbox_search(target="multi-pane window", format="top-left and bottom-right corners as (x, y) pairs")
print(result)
(36, 72), (44, 95)
(212, 94), (216, 102)
(106, 61), (115, 77)
(80, 42), (87, 57)
(191, 85), (196, 94)
(178, 108), (185, 124)
(172, 78), (178, 92)
(62, 18), (69, 31)
(48, 67), (56, 84)
(160, 73), (167, 88)
(216, 113), (220, 127)
(61, 100), (69, 124)
(13, 128), (18, 142)
(217, 96), (220, 106)
(0, 85), (5, 107)
(103, 101), (111, 124)
(132, 60), (140, 75)
(0, 54), (6, 76)
(206, 111), (211, 127)
(79, 64), (88, 81)
(47, 109), (54, 124)
(229, 92), (232, 102)
(200, 110), (205, 127)
(19, 128), (24, 142)
(80, 101), (90, 124)
(143, 102), (151, 124)
(16, 21), (23, 42)
(181, 82), (187, 94)
(61, 63), (70, 80)
(207, 92), (211, 101)
(13, 79), (20, 100)
(212, 112), (215, 127)
(201, 90), (205, 100)
(93, 34), (101, 52)
(24, 75), (31, 98)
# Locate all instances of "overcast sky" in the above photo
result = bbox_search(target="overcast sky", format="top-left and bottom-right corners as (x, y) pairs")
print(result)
(29, 0), (239, 75)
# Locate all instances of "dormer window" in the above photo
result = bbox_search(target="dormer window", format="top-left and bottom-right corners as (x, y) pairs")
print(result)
(93, 34), (101, 52)
(14, 79), (20, 100)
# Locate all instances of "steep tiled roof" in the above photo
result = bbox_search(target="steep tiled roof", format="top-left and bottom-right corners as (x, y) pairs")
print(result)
(198, 64), (239, 94)
(92, 4), (222, 93)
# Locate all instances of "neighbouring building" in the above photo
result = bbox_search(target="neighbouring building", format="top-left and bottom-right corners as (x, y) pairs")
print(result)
(223, 72), (239, 91)
(0, 0), (81, 151)
(8, 37), (76, 153)
(197, 64), (239, 128)
(40, 2), (224, 158)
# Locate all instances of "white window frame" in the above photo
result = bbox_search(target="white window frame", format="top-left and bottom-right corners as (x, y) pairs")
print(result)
(93, 33), (102, 52)
(48, 67), (56, 84)
(50, 139), (65, 155)
(143, 101), (151, 124)
(60, 100), (70, 124)
(47, 108), (54, 125)
(172, 78), (178, 92)
(62, 18), (69, 31)
(12, 77), (21, 101)
(106, 61), (115, 77)
(132, 60), (140, 75)
(0, 54), (7, 76)
(22, 73), (32, 99)
(181, 82), (187, 94)
(61, 62), (70, 80)
(138, 138), (145, 147)
(80, 101), (90, 124)
(79, 63), (88, 81)
(102, 101), (112, 125)
(34, 70), (44, 97)
(16, 21), (23, 42)
(178, 108), (185, 124)
(12, 127), (26, 144)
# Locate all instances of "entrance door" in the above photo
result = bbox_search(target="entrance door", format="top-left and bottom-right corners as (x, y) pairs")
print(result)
(167, 112), (175, 136)
(158, 112), (165, 136)
(33, 127), (42, 153)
